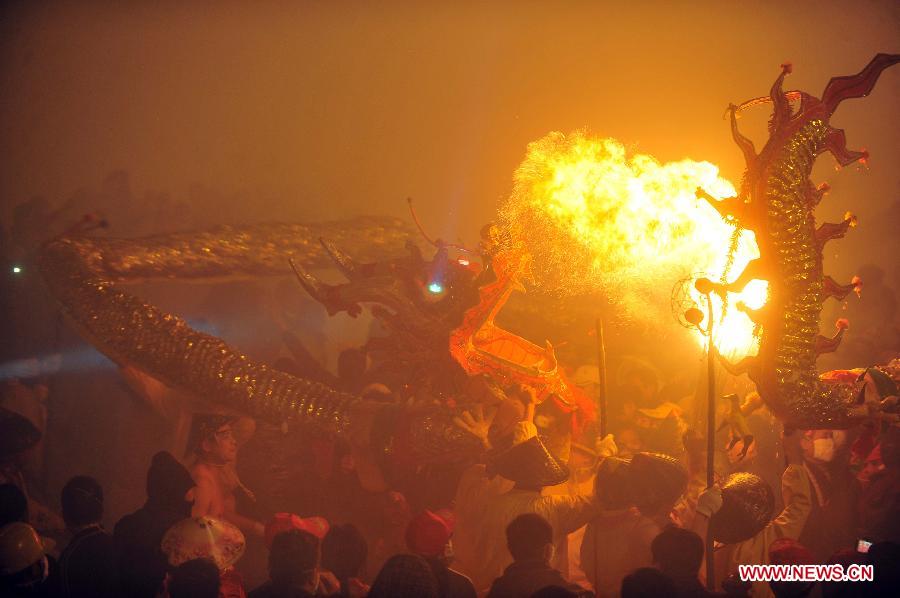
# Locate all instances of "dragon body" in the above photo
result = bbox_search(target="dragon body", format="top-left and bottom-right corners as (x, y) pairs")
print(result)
(698, 54), (899, 428)
(37, 55), (898, 463)
(38, 219), (483, 467)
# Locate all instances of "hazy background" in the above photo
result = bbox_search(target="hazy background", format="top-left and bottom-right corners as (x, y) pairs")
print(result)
(1, 1), (897, 248)
(2, 0), (898, 371)
(0, 0), (897, 557)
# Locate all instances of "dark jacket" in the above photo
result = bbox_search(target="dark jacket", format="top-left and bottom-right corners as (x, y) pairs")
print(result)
(487, 559), (592, 598)
(113, 451), (194, 597)
(58, 526), (116, 597)
(426, 557), (477, 598)
(248, 581), (316, 598)
(114, 503), (190, 597)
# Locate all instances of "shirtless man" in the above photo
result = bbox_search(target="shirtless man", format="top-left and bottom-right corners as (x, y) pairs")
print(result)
(187, 414), (265, 538)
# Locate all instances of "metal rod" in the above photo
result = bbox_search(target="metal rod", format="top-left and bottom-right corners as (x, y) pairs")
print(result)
(705, 293), (716, 591)
(595, 318), (608, 439)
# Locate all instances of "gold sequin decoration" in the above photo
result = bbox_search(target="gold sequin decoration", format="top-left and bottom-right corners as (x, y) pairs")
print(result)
(759, 120), (856, 427)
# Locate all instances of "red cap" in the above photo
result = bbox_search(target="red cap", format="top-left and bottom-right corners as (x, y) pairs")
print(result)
(265, 513), (329, 548)
(769, 538), (814, 566)
(405, 510), (453, 557)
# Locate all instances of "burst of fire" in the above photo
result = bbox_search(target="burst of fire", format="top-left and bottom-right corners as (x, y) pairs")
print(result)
(499, 130), (767, 360)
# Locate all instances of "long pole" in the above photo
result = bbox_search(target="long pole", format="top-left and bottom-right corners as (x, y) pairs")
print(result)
(595, 319), (608, 439)
(705, 294), (716, 591)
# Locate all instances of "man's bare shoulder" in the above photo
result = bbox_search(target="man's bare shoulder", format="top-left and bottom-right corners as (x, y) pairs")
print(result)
(191, 462), (218, 484)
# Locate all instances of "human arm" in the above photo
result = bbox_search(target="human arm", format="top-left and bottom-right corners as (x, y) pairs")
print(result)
(541, 494), (601, 535)
(224, 510), (265, 538)
(190, 472), (216, 518)
(768, 429), (811, 540)
(689, 485), (723, 539)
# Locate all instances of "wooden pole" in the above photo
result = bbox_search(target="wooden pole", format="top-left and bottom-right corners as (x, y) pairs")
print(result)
(705, 294), (716, 591)
(595, 319), (608, 439)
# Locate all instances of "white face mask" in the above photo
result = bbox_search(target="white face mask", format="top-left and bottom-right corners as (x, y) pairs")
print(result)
(813, 438), (836, 462)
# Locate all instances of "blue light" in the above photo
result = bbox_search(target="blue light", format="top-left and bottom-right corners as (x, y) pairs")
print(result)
(428, 282), (443, 294)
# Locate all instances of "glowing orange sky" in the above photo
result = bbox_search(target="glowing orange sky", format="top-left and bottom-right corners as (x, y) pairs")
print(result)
(1, 1), (898, 295)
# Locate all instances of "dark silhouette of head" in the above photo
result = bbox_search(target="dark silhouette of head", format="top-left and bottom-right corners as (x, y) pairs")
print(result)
(60, 475), (103, 529)
(146, 451), (195, 516)
(651, 525), (704, 579)
(322, 523), (367, 581)
(269, 529), (321, 591)
(506, 513), (553, 562)
(768, 538), (815, 598)
(167, 558), (220, 598)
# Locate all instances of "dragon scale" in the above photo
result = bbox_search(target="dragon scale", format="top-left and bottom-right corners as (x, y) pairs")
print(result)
(702, 54), (900, 429)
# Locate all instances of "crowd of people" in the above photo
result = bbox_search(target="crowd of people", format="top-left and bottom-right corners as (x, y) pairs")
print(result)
(1, 185), (899, 597)
(2, 365), (899, 597)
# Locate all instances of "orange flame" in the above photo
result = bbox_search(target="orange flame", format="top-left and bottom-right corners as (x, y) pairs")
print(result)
(499, 130), (766, 360)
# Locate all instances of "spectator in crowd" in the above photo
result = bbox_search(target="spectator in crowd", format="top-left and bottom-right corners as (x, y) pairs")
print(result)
(0, 522), (54, 597)
(582, 451), (688, 596)
(866, 541), (900, 597)
(651, 525), (721, 598)
(798, 430), (859, 561)
(406, 509), (477, 598)
(487, 513), (591, 598)
(58, 475), (115, 597)
(767, 539), (816, 598)
(858, 427), (900, 544)
(368, 553), (439, 598)
(114, 451), (197, 597)
(694, 430), (810, 598)
(620, 567), (677, 598)
(322, 523), (369, 597)
(454, 394), (599, 591)
(249, 529), (335, 598)
(0, 408), (64, 537)
(167, 558), (220, 598)
(162, 516), (247, 598)
(819, 548), (865, 598)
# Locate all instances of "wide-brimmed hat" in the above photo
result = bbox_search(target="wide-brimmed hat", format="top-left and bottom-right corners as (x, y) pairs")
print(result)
(593, 452), (687, 514)
(0, 522), (44, 576)
(161, 517), (245, 572)
(489, 435), (569, 487)
(594, 456), (637, 509)
(629, 452), (688, 514)
(0, 408), (40, 461)
(709, 472), (775, 544)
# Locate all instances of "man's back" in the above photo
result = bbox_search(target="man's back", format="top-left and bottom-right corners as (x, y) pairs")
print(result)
(487, 559), (591, 598)
(580, 509), (660, 597)
(428, 558), (477, 598)
(473, 489), (595, 591)
(114, 505), (183, 598)
(59, 526), (116, 597)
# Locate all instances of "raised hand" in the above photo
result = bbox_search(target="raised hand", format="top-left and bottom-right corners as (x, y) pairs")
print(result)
(453, 403), (495, 449)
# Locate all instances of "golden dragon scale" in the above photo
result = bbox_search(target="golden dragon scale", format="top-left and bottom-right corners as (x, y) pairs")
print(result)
(38, 218), (481, 462)
(700, 54), (900, 429)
